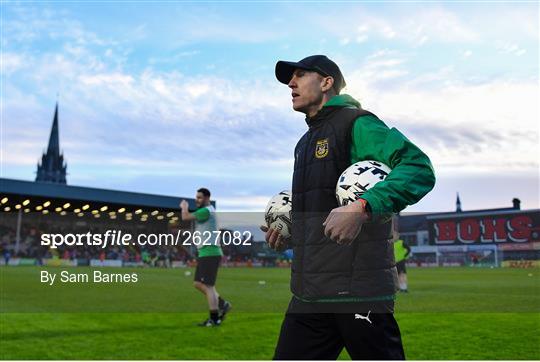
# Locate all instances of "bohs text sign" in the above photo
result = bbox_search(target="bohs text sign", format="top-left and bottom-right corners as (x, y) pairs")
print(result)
(428, 210), (540, 245)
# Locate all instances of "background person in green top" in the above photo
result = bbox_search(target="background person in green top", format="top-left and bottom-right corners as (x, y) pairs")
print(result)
(393, 231), (412, 293)
(180, 188), (231, 327)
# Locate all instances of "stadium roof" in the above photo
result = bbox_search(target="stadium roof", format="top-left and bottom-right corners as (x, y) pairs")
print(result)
(0, 177), (206, 210)
(398, 197), (529, 233)
(398, 207), (538, 233)
(426, 207), (538, 220)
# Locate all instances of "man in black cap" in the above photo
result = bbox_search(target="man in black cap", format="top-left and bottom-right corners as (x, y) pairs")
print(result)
(264, 55), (436, 359)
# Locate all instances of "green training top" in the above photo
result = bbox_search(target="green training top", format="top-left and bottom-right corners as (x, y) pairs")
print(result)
(193, 205), (223, 258)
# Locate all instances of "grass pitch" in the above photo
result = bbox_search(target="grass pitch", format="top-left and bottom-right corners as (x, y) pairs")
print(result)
(1, 266), (539, 360)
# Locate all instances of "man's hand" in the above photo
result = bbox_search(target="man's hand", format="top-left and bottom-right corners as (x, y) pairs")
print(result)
(323, 199), (370, 245)
(179, 200), (189, 211)
(260, 225), (289, 251)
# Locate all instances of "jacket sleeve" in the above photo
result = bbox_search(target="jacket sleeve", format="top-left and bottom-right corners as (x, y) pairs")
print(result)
(350, 115), (436, 214)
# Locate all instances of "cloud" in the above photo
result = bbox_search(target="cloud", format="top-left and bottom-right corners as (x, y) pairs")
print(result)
(408, 170), (539, 212)
(308, 3), (537, 54)
(1, 52), (27, 74)
(346, 57), (539, 174)
(2, 37), (303, 181)
(3, 4), (113, 47)
(148, 50), (201, 65)
(339, 38), (350, 46)
(497, 43), (527, 56)
(401, 7), (480, 44)
(347, 50), (409, 83)
(311, 5), (480, 47)
(79, 73), (134, 86)
(356, 34), (368, 43)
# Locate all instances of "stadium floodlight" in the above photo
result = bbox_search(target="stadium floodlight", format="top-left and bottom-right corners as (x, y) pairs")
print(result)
(36, 206), (43, 211)
(15, 204), (21, 209)
(167, 212), (174, 217)
(92, 210), (99, 215)
(1, 197), (7, 204)
(43, 201), (51, 207)
(141, 213), (148, 218)
(42, 210), (49, 214)
(157, 215), (164, 220)
(100, 206), (108, 212)
(24, 208), (30, 213)
(4, 207), (11, 212)
(135, 209), (142, 214)
(22, 199), (30, 206)
(82, 204), (90, 210)
(110, 215), (117, 219)
(118, 207), (126, 213)
(77, 212), (84, 217)
(74, 208), (81, 213)
(60, 211), (67, 216)
(94, 214), (101, 218)
(55, 207), (62, 212)
(109, 211), (116, 216)
(63, 202), (71, 209)
(151, 210), (159, 216)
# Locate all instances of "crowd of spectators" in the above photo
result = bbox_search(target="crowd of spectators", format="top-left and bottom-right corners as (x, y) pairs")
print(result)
(0, 221), (286, 267)
(0, 222), (192, 266)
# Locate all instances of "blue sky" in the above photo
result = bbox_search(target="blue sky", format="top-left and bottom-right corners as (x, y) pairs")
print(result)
(1, 1), (538, 212)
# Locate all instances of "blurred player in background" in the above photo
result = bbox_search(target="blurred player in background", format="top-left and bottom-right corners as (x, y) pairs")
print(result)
(393, 232), (411, 293)
(180, 188), (231, 327)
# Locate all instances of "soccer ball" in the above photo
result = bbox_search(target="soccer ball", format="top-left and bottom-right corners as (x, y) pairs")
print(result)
(336, 160), (392, 206)
(264, 191), (292, 238)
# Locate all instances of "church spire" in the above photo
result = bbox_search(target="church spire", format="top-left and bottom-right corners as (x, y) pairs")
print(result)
(47, 102), (60, 154)
(456, 192), (462, 212)
(36, 102), (67, 184)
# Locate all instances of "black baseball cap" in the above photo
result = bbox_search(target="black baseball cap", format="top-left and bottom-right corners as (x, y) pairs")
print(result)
(275, 55), (346, 92)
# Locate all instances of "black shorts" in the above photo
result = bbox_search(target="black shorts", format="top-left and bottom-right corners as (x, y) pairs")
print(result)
(396, 260), (407, 274)
(194, 256), (221, 286)
(274, 299), (405, 360)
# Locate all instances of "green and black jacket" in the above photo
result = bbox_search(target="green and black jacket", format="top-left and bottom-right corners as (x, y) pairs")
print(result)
(290, 94), (435, 302)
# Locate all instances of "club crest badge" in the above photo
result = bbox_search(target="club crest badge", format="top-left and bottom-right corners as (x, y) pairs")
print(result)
(315, 138), (329, 159)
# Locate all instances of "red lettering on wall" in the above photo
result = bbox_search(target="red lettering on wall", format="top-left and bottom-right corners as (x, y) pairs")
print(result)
(434, 221), (456, 244)
(458, 219), (480, 243)
(508, 216), (532, 242)
(480, 218), (507, 242)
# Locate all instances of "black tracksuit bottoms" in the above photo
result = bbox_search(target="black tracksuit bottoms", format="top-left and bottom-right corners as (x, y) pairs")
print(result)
(273, 310), (405, 360)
